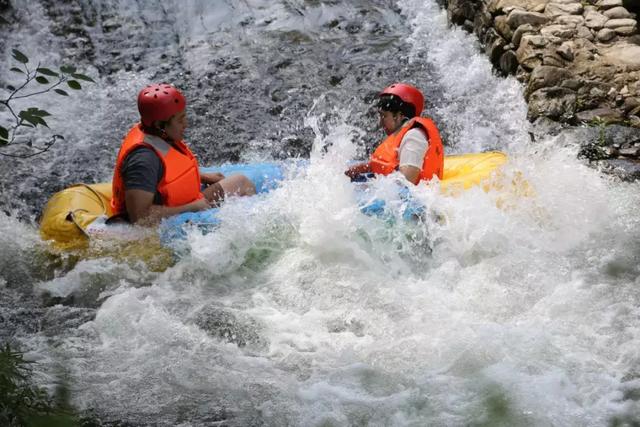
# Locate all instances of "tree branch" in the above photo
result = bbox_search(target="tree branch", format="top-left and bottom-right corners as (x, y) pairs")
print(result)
(0, 136), (59, 158)
(10, 78), (65, 100)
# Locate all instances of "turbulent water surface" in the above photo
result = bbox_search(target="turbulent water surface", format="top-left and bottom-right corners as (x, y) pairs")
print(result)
(1, 0), (640, 426)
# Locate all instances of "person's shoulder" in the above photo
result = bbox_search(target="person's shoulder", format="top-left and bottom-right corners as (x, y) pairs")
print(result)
(128, 145), (158, 157)
(404, 127), (428, 142)
(125, 146), (160, 164)
(122, 146), (163, 176)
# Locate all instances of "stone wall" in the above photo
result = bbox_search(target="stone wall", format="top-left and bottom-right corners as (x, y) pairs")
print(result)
(443, 0), (640, 176)
(446, 0), (640, 126)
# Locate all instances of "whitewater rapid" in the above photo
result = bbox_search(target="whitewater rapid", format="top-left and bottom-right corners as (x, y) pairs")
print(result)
(1, 0), (639, 425)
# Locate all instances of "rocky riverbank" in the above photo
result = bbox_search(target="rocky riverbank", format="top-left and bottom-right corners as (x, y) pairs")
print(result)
(443, 0), (640, 179)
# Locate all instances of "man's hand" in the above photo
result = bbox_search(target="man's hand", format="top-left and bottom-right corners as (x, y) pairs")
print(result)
(201, 172), (225, 185)
(190, 197), (212, 211)
(345, 162), (371, 179)
(125, 190), (211, 225)
(399, 165), (420, 185)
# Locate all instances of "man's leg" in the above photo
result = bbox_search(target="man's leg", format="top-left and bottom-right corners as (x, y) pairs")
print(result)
(203, 174), (256, 206)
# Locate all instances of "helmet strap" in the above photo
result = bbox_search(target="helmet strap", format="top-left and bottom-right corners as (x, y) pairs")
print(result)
(142, 121), (171, 141)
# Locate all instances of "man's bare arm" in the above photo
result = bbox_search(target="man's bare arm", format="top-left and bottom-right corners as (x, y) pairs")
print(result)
(399, 165), (421, 185)
(125, 189), (209, 225)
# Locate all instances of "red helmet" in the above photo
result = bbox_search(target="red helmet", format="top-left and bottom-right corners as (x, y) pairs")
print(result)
(137, 83), (186, 126)
(380, 83), (424, 117)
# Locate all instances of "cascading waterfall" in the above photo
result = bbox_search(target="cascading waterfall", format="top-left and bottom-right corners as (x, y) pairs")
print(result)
(1, 0), (639, 425)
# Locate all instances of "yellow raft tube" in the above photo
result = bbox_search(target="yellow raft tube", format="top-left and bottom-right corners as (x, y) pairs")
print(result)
(40, 152), (522, 247)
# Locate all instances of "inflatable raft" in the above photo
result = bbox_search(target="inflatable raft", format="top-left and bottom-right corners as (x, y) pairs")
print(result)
(40, 152), (510, 248)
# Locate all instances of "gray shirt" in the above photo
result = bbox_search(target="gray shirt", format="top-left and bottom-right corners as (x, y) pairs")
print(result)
(121, 146), (164, 205)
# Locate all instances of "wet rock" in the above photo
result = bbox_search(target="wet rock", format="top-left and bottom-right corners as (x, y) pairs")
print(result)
(513, 23), (536, 47)
(474, 10), (494, 36)
(193, 306), (267, 349)
(575, 107), (624, 123)
(528, 86), (577, 120)
(489, 0), (549, 14)
(626, 34), (640, 45)
(619, 146), (640, 157)
(555, 15), (585, 27)
(604, 6), (633, 19)
(516, 34), (546, 69)
(576, 25), (595, 41)
(542, 51), (566, 67)
(489, 0), (545, 13)
(600, 158), (640, 180)
(585, 87), (609, 104)
(541, 24), (576, 38)
(614, 26), (637, 36)
(268, 105), (283, 116)
(600, 42), (640, 67)
(495, 15), (514, 40)
(448, 0), (478, 25)
(597, 28), (618, 41)
(598, 0), (623, 9)
(500, 49), (520, 74)
(441, 0), (640, 175)
(557, 41), (575, 60)
(578, 142), (613, 162)
(624, 97), (640, 113)
(507, 10), (549, 28)
(585, 11), (609, 29)
(527, 65), (572, 95)
(485, 28), (507, 64)
(604, 18), (637, 29)
(532, 3), (547, 13)
(561, 78), (582, 90)
(329, 75), (344, 86)
(530, 115), (567, 137)
(545, 2), (583, 18)
(605, 124), (640, 146)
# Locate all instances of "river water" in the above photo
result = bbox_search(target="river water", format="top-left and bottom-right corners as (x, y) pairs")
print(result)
(1, 0), (639, 425)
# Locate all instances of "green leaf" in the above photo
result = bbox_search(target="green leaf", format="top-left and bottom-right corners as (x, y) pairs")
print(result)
(60, 65), (76, 74)
(0, 126), (8, 140)
(0, 138), (8, 146)
(71, 72), (95, 83)
(54, 89), (69, 96)
(0, 15), (9, 25)
(67, 80), (81, 90)
(10, 67), (24, 74)
(21, 123), (34, 128)
(21, 112), (49, 128)
(35, 117), (49, 128)
(35, 76), (49, 84)
(19, 111), (40, 127)
(36, 67), (59, 77)
(11, 49), (28, 64)
(30, 109), (51, 117)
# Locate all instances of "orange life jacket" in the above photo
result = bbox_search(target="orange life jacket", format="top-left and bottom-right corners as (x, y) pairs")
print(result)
(111, 124), (203, 216)
(370, 117), (444, 182)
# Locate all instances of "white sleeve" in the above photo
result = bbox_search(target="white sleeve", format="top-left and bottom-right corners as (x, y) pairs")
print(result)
(398, 128), (428, 169)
